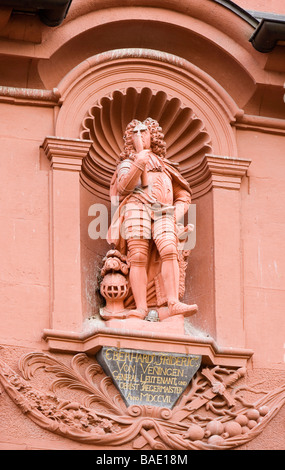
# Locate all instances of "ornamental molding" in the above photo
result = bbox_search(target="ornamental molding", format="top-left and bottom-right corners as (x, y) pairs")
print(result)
(42, 136), (92, 171)
(0, 350), (284, 450)
(56, 48), (240, 122)
(234, 114), (285, 136)
(54, 48), (239, 160)
(187, 154), (252, 199)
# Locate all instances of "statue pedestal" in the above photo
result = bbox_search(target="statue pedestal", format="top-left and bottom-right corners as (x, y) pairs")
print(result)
(105, 314), (185, 335)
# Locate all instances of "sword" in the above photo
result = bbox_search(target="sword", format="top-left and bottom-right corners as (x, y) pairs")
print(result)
(133, 367), (246, 449)
(171, 367), (246, 422)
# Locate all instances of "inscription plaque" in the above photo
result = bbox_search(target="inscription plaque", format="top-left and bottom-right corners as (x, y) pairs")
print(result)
(96, 347), (202, 409)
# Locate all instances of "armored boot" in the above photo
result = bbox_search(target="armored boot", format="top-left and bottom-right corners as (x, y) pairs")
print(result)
(168, 301), (198, 317)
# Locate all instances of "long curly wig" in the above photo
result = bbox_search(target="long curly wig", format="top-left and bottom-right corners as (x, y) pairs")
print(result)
(119, 118), (166, 161)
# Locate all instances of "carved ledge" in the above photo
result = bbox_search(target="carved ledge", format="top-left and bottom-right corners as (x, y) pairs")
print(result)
(42, 324), (253, 368)
(42, 136), (92, 171)
(235, 113), (285, 136)
(0, 86), (61, 106)
(55, 48), (239, 173)
(188, 154), (251, 199)
(42, 136), (93, 332)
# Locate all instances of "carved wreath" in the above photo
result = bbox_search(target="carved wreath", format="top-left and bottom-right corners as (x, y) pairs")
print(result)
(0, 352), (284, 450)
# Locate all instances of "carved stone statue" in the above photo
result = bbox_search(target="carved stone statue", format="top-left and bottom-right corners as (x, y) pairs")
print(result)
(100, 117), (197, 321)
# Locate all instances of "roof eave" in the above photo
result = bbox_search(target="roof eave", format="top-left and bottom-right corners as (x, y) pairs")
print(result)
(250, 18), (285, 53)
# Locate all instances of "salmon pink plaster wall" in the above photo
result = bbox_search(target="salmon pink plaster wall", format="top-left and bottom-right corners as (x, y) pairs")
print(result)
(238, 129), (285, 369)
(0, 103), (53, 349)
(235, 0), (285, 15)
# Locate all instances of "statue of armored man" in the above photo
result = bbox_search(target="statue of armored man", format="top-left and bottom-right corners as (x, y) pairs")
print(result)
(100, 117), (198, 322)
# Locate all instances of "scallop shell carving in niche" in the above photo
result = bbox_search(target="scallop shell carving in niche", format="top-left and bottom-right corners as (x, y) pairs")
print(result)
(80, 87), (212, 200)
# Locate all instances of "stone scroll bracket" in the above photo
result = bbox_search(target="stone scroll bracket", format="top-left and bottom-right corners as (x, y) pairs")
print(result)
(42, 136), (92, 332)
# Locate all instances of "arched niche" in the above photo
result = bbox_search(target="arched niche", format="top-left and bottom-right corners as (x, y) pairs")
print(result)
(77, 82), (214, 324)
(79, 87), (213, 201)
(44, 48), (250, 346)
(55, 48), (239, 157)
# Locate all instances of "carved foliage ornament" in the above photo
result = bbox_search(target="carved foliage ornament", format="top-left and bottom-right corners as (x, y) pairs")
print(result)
(0, 352), (285, 450)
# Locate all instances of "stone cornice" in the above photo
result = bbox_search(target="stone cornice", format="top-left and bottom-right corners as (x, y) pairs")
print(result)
(42, 136), (92, 171)
(187, 154), (251, 199)
(0, 86), (60, 106)
(234, 113), (285, 135)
